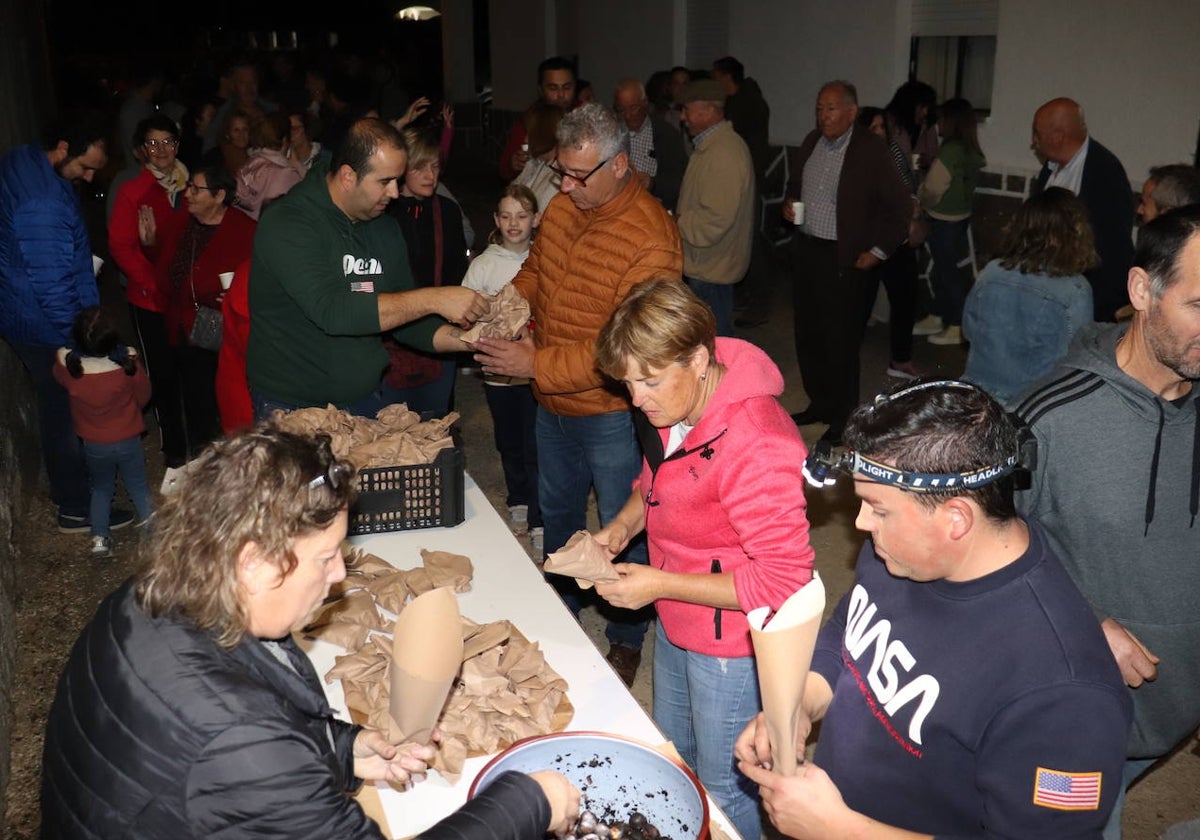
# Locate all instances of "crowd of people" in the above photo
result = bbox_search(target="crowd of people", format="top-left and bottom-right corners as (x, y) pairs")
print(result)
(1, 43), (1199, 840)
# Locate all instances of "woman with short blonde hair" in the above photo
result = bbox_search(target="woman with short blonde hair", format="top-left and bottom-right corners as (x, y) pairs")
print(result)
(590, 279), (816, 840)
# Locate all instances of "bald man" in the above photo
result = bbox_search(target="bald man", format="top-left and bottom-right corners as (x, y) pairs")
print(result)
(1031, 98), (1134, 321)
(613, 78), (686, 211)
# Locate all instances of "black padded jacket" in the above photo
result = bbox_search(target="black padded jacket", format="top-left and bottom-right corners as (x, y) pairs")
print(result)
(40, 581), (550, 840)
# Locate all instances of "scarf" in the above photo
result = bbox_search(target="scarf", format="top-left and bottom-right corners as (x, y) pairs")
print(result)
(148, 159), (189, 207)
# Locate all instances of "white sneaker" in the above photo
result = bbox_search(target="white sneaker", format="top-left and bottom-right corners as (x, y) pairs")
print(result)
(161, 466), (186, 496)
(928, 325), (965, 345)
(508, 504), (529, 535)
(529, 526), (544, 554)
(912, 315), (943, 336)
(91, 536), (113, 559)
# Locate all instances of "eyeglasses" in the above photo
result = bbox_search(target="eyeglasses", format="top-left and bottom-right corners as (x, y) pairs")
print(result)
(185, 181), (219, 193)
(547, 155), (613, 188)
(142, 138), (179, 150)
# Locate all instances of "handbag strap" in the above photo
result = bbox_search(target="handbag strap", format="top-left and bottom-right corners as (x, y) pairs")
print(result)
(432, 196), (444, 287)
(188, 235), (201, 311)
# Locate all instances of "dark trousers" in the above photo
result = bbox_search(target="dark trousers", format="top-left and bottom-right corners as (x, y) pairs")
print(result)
(175, 344), (221, 459)
(483, 382), (541, 528)
(792, 236), (869, 433)
(130, 305), (186, 467)
(686, 277), (735, 337)
(867, 244), (919, 363)
(734, 183), (774, 318)
(928, 218), (971, 327)
(379, 358), (457, 418)
(9, 340), (90, 516)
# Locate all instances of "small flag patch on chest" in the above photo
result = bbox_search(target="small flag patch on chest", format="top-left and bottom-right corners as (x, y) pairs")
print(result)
(1032, 767), (1102, 811)
(350, 280), (375, 293)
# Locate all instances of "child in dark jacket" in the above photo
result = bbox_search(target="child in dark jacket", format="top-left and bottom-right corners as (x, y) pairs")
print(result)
(53, 306), (153, 558)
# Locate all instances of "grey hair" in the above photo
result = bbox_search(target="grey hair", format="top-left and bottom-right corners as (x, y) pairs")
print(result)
(556, 103), (630, 161)
(820, 80), (858, 106)
(1149, 164), (1200, 216)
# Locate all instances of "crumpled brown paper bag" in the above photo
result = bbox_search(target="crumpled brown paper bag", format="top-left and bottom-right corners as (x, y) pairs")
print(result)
(747, 573), (826, 776)
(319, 549), (573, 785)
(270, 404), (458, 468)
(458, 285), (531, 344)
(542, 530), (620, 590)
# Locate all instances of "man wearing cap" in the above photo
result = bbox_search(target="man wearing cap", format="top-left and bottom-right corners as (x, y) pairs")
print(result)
(675, 79), (755, 336)
(784, 80), (910, 446)
(736, 381), (1131, 839)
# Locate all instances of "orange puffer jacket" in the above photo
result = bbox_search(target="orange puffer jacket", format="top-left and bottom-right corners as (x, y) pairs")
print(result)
(514, 177), (683, 417)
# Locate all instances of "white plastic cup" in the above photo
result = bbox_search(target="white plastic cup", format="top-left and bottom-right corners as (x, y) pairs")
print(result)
(911, 153), (921, 170)
(218, 271), (235, 291)
(92, 255), (103, 277)
(520, 142), (529, 154)
(791, 201), (805, 226)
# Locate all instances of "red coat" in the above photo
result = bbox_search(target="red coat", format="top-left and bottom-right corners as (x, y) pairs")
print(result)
(159, 208), (257, 346)
(109, 168), (187, 313)
(216, 259), (253, 434)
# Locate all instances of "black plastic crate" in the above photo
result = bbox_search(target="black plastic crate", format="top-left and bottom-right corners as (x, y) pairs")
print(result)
(349, 447), (465, 534)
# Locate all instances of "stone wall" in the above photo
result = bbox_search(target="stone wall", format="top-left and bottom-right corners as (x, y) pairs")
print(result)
(0, 341), (41, 834)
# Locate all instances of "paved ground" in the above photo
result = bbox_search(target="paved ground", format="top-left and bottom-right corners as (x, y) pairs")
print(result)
(3, 146), (1197, 838)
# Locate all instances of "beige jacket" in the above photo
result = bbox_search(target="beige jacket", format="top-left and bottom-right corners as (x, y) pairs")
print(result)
(676, 120), (755, 285)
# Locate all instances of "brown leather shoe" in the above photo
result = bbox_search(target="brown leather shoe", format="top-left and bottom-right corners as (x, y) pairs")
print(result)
(606, 644), (642, 688)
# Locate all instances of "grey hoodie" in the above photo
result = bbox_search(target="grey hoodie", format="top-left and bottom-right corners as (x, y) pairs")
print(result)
(1012, 322), (1200, 758)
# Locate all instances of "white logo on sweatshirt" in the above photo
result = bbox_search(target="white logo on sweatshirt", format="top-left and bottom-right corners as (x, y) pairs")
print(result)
(843, 584), (941, 746)
(343, 255), (383, 276)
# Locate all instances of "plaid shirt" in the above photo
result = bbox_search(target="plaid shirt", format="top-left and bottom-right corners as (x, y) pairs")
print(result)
(801, 126), (853, 241)
(628, 118), (658, 178)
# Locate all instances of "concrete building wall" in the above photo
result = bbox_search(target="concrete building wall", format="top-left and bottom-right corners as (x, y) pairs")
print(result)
(0, 343), (42, 835)
(982, 0), (1200, 183)
(474, 0), (1198, 188)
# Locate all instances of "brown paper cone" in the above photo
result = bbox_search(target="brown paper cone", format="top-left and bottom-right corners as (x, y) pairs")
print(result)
(747, 573), (826, 776)
(542, 530), (619, 589)
(389, 587), (464, 744)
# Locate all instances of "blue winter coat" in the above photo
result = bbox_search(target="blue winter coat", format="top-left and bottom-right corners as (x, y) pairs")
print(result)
(0, 144), (98, 346)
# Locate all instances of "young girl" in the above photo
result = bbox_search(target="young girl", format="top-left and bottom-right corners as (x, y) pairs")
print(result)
(462, 185), (544, 550)
(54, 307), (153, 558)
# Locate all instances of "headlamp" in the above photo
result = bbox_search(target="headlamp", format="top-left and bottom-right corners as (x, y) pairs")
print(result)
(801, 380), (1037, 491)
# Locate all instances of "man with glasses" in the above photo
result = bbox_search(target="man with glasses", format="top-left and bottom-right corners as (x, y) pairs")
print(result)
(110, 113), (191, 489)
(784, 80), (910, 446)
(0, 113), (130, 534)
(500, 56), (577, 181)
(474, 103), (683, 687)
(613, 78), (685, 211)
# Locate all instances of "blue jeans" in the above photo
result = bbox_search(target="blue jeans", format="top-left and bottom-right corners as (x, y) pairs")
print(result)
(484, 383), (541, 527)
(928, 218), (971, 327)
(84, 437), (153, 537)
(653, 622), (762, 840)
(687, 277), (734, 337)
(1101, 757), (1158, 840)
(536, 406), (650, 649)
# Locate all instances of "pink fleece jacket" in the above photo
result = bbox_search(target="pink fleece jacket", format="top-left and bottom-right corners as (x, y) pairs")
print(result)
(639, 337), (815, 657)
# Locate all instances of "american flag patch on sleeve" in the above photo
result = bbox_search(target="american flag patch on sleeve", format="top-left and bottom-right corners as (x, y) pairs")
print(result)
(349, 280), (375, 293)
(1032, 767), (1102, 811)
